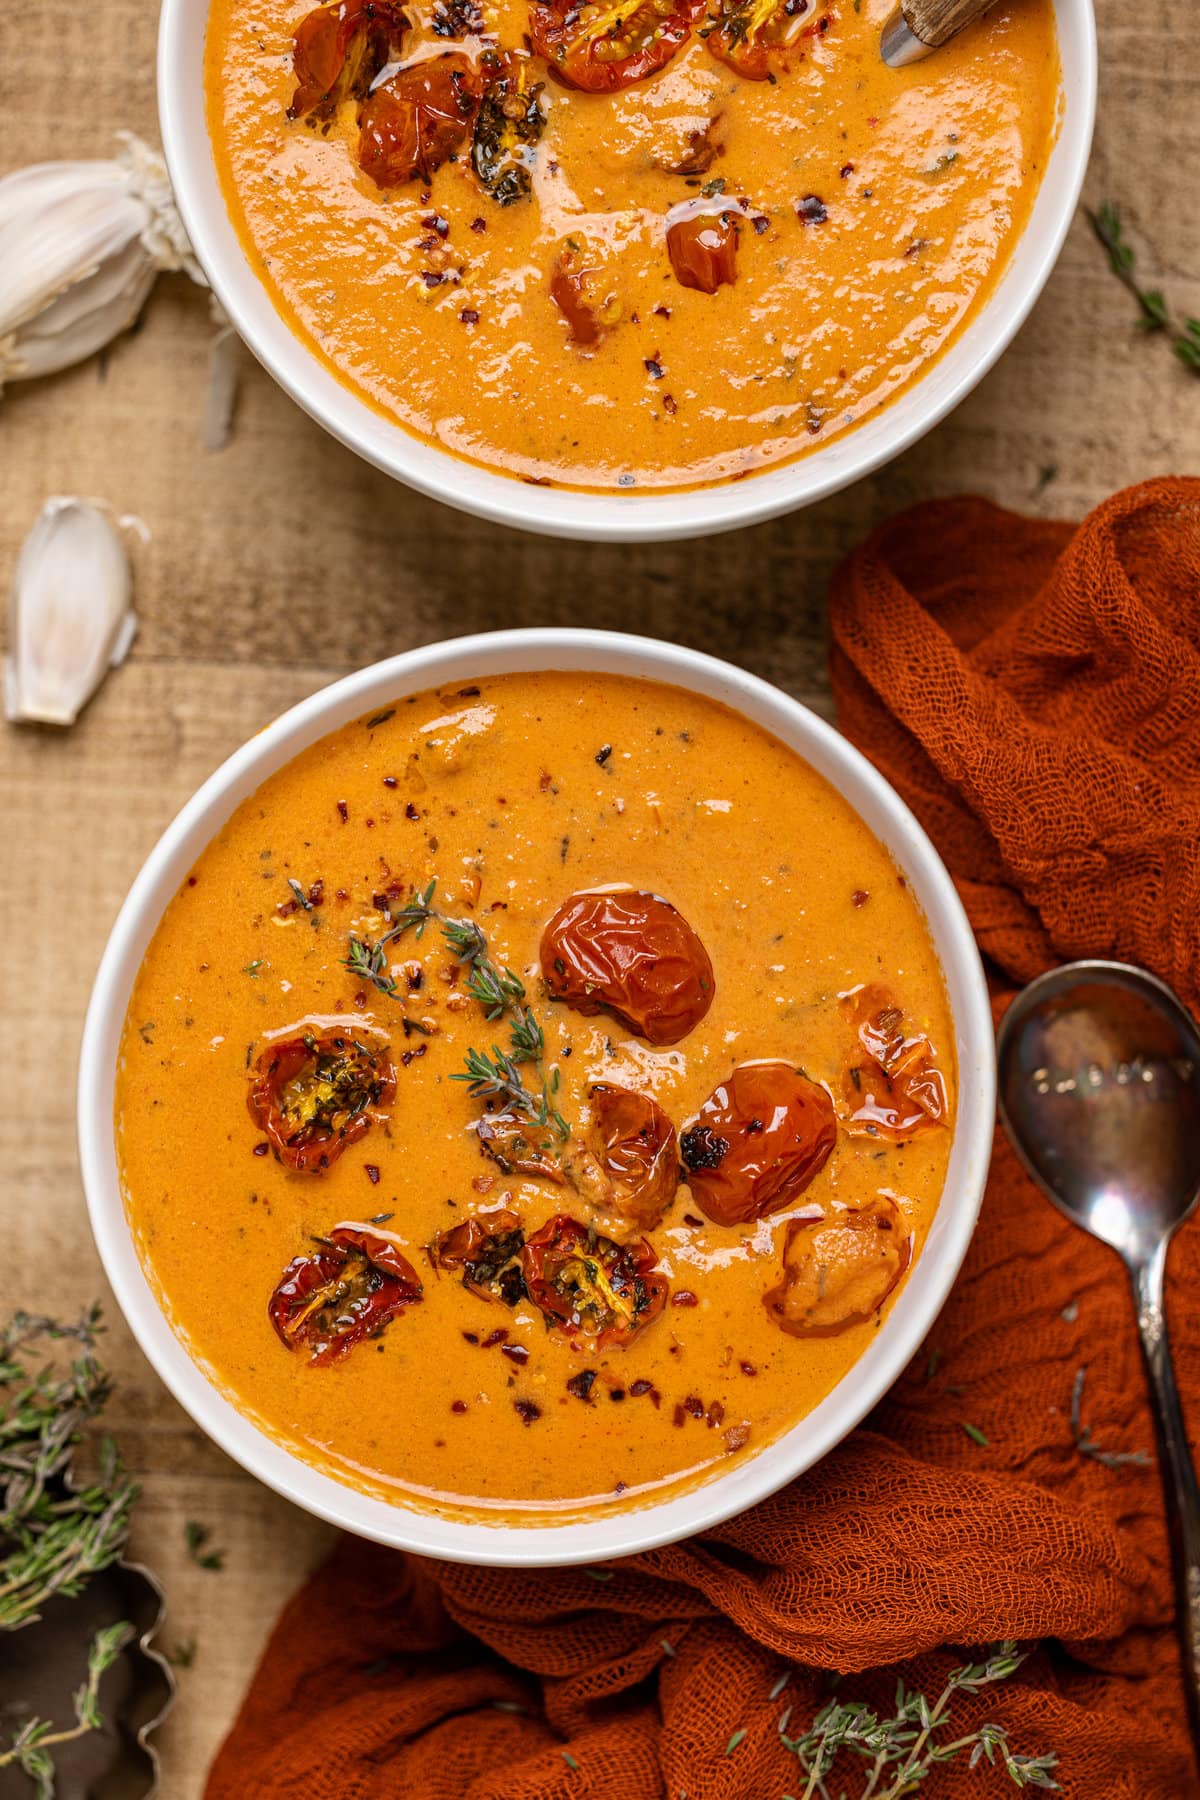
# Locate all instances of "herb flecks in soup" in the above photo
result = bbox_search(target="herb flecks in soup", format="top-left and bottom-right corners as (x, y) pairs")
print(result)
(116, 672), (954, 1519)
(205, 0), (1060, 490)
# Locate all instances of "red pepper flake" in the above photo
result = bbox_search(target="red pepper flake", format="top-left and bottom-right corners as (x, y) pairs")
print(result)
(740, 1360), (758, 1376)
(336, 888), (350, 902)
(567, 1369), (597, 1401)
(421, 271), (443, 288)
(253, 1142), (269, 1157)
(683, 1395), (705, 1419)
(364, 1163), (381, 1184)
(608, 1387), (626, 1402)
(672, 1403), (687, 1427)
(472, 1174), (495, 1193)
(451, 1398), (468, 1414)
(840, 162), (855, 178)
(751, 214), (769, 234)
(337, 799), (349, 822)
(672, 1289), (699, 1308)
(502, 1342), (530, 1365)
(187, 875), (199, 887)
(796, 194), (828, 225)
(514, 1399), (541, 1425)
(653, 304), (671, 319)
(905, 239), (928, 259)
(682, 1213), (704, 1228)
(405, 802), (420, 821)
(422, 213), (450, 237)
(725, 1423), (751, 1452)
(462, 1331), (480, 1345)
(382, 775), (398, 789)
(644, 357), (664, 380)
(629, 1379), (661, 1408)
(707, 1400), (725, 1429)
(400, 1043), (427, 1067)
(539, 770), (553, 791)
(406, 964), (424, 991)
(852, 888), (869, 906)
(483, 1327), (509, 1348)
(460, 307), (480, 325)
(470, 215), (487, 233)
(662, 394), (677, 416)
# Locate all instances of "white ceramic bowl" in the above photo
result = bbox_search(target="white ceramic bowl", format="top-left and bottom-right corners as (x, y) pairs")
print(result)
(79, 629), (994, 1565)
(158, 2), (1096, 543)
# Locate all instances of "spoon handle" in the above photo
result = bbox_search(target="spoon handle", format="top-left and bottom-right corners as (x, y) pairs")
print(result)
(1132, 1245), (1200, 1752)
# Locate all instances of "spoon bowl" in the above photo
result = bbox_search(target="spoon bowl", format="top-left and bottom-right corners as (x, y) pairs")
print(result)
(997, 960), (1200, 1265)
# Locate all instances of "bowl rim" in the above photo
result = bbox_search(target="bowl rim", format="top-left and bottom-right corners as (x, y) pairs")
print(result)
(78, 627), (995, 1566)
(157, 0), (1097, 544)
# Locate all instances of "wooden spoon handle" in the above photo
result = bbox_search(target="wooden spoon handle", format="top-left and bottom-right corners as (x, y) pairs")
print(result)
(900, 0), (995, 50)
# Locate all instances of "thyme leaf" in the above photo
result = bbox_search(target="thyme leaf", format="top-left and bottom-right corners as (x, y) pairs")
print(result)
(1087, 201), (1200, 372)
(184, 1520), (225, 1571)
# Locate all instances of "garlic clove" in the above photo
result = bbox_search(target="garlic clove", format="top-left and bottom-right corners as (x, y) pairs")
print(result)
(4, 499), (137, 728)
(0, 133), (203, 392)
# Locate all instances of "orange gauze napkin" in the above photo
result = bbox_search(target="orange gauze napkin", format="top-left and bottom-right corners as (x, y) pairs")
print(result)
(206, 477), (1200, 1800)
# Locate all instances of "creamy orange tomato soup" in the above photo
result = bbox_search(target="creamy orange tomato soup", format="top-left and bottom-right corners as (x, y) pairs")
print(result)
(117, 672), (954, 1521)
(205, 0), (1060, 490)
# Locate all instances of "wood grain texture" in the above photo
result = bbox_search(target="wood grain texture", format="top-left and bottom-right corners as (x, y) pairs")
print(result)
(902, 0), (997, 51)
(0, 0), (1198, 1791)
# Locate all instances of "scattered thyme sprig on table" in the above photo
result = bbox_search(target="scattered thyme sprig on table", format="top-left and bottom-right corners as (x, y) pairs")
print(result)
(780, 1641), (1059, 1797)
(1087, 201), (1200, 373)
(0, 1619), (133, 1797)
(0, 1308), (138, 1796)
(1069, 1367), (1150, 1472)
(344, 879), (568, 1140)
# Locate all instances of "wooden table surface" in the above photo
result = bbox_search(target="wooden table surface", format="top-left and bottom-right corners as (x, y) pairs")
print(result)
(2, 0), (1198, 1788)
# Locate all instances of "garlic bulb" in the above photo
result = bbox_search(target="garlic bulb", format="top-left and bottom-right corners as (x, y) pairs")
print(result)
(0, 132), (203, 392)
(4, 499), (137, 727)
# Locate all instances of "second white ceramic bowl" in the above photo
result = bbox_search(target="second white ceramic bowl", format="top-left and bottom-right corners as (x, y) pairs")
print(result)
(158, 1), (1095, 542)
(79, 629), (994, 1565)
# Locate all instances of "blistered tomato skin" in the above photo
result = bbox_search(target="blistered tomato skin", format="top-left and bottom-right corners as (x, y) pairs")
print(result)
(540, 889), (715, 1046)
(763, 1198), (911, 1337)
(842, 984), (949, 1142)
(268, 1224), (422, 1363)
(681, 1061), (837, 1225)
(528, 0), (707, 94)
(520, 1214), (668, 1348)
(248, 1031), (396, 1173)
(586, 1082), (679, 1233)
(666, 212), (739, 294)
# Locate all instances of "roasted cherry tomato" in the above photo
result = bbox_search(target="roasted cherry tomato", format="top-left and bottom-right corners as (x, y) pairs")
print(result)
(269, 1224), (422, 1363)
(434, 1207), (527, 1304)
(842, 985), (949, 1142)
(289, 0), (410, 123)
(540, 889), (714, 1045)
(248, 1031), (395, 1172)
(472, 59), (546, 205)
(584, 1082), (678, 1232)
(666, 208), (739, 293)
(476, 1110), (565, 1183)
(358, 54), (482, 188)
(521, 1214), (668, 1348)
(550, 246), (604, 347)
(681, 1061), (837, 1225)
(704, 0), (817, 79)
(763, 1197), (911, 1337)
(529, 0), (707, 93)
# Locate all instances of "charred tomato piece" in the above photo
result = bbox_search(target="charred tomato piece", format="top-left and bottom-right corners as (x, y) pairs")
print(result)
(584, 1082), (678, 1232)
(705, 0), (816, 79)
(472, 59), (546, 204)
(763, 1198), (911, 1337)
(681, 1061), (836, 1225)
(842, 985), (949, 1142)
(666, 208), (739, 293)
(540, 889), (714, 1045)
(521, 1214), (668, 1348)
(434, 1207), (528, 1305)
(476, 1109), (565, 1182)
(289, 0), (410, 124)
(529, 0), (707, 92)
(248, 1030), (395, 1172)
(358, 54), (483, 188)
(269, 1224), (422, 1363)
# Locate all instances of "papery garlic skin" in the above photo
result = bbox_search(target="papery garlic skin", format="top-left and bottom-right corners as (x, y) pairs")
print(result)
(4, 499), (137, 727)
(0, 133), (203, 391)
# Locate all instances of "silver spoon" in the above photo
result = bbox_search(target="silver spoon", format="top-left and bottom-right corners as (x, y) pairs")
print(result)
(997, 959), (1200, 1761)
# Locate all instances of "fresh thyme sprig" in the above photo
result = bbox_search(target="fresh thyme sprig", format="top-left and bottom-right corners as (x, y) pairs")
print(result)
(1087, 201), (1200, 373)
(344, 880), (567, 1137)
(1070, 1367), (1150, 1472)
(781, 1642), (1059, 1797)
(0, 1308), (139, 1629)
(455, 1045), (569, 1141)
(0, 1620), (134, 1796)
